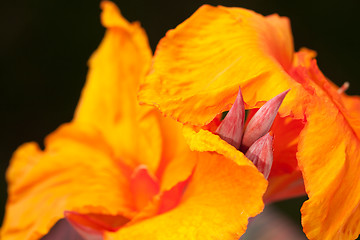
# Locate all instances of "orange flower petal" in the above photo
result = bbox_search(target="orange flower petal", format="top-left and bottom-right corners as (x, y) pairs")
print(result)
(284, 50), (360, 238)
(139, 5), (299, 125)
(264, 170), (305, 203)
(138, 3), (360, 238)
(105, 153), (267, 240)
(271, 115), (305, 175)
(158, 177), (190, 214)
(130, 165), (160, 211)
(183, 125), (255, 168)
(159, 148), (196, 193)
(1, 124), (134, 240)
(298, 99), (360, 239)
(153, 116), (196, 192)
(73, 1), (161, 174)
(64, 211), (129, 238)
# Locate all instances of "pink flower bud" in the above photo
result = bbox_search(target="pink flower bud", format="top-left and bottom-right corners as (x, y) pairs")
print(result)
(242, 90), (289, 150)
(245, 133), (274, 179)
(216, 88), (245, 149)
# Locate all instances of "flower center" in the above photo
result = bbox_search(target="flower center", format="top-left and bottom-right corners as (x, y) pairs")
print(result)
(215, 87), (289, 179)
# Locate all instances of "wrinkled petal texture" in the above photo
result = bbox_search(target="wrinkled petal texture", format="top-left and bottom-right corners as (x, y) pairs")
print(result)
(1, 2), (162, 239)
(139, 4), (308, 125)
(105, 153), (266, 240)
(74, 1), (161, 173)
(299, 98), (360, 239)
(183, 125), (255, 168)
(139, 3), (360, 239)
(287, 50), (360, 239)
(1, 124), (134, 240)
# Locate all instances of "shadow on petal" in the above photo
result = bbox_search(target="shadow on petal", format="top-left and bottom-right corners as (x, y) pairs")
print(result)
(41, 219), (85, 240)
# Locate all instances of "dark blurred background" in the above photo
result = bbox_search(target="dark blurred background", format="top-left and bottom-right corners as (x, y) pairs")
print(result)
(1, 0), (359, 237)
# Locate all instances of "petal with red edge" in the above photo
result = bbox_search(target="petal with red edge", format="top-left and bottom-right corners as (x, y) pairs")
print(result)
(64, 212), (130, 239)
(64, 213), (104, 240)
(41, 219), (85, 240)
(183, 125), (254, 168)
(159, 148), (196, 193)
(264, 170), (305, 204)
(105, 153), (267, 240)
(158, 177), (191, 214)
(130, 165), (160, 211)
(154, 116), (196, 192)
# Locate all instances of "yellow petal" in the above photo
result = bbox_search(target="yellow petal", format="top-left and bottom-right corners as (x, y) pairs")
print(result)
(74, 1), (160, 173)
(1, 124), (134, 240)
(139, 5), (299, 125)
(105, 153), (267, 240)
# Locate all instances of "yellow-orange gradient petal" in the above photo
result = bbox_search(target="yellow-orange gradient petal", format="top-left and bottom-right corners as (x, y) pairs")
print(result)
(298, 98), (360, 239)
(139, 4), (307, 125)
(1, 2), (162, 239)
(1, 124), (134, 240)
(154, 115), (196, 192)
(183, 125), (255, 168)
(74, 1), (161, 173)
(105, 153), (267, 240)
(137, 3), (360, 238)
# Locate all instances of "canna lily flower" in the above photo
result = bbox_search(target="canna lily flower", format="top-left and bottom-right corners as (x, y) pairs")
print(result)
(1, 2), (267, 240)
(139, 5), (360, 240)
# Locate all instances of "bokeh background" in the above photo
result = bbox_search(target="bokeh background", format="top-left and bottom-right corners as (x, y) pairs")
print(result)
(1, 0), (359, 238)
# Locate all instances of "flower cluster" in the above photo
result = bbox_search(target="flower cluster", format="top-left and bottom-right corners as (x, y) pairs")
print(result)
(2, 2), (360, 240)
